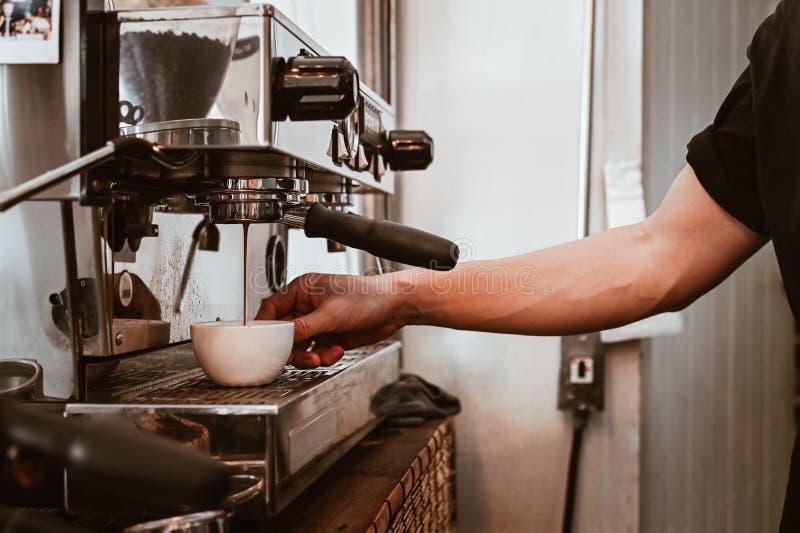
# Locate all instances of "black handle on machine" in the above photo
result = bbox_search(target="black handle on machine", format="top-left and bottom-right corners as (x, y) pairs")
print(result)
(0, 399), (229, 513)
(273, 55), (360, 122)
(302, 203), (459, 271)
(381, 130), (435, 171)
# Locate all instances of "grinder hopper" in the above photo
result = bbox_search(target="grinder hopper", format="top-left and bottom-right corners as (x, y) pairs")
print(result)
(118, 17), (241, 125)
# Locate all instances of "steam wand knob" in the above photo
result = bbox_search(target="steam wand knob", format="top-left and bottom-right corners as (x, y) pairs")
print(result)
(380, 130), (434, 171)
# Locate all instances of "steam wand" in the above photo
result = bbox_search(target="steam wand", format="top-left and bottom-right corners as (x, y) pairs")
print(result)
(0, 138), (192, 212)
(173, 217), (220, 314)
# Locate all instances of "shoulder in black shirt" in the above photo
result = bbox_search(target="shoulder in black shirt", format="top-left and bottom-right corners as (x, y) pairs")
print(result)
(685, 2), (800, 530)
(687, 0), (800, 322)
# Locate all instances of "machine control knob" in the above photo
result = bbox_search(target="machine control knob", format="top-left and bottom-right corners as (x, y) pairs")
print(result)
(354, 145), (370, 171)
(370, 153), (387, 181)
(273, 55), (360, 121)
(380, 130), (434, 171)
(347, 145), (370, 171)
(327, 128), (349, 165)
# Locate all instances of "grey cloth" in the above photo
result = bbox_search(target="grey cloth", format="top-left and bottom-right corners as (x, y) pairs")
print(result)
(370, 373), (461, 427)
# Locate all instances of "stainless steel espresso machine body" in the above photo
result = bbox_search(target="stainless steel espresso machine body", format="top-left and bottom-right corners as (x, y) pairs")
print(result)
(0, 1), (455, 520)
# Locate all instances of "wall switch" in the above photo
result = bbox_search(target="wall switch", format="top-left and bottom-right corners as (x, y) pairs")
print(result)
(558, 333), (604, 411)
(569, 357), (594, 384)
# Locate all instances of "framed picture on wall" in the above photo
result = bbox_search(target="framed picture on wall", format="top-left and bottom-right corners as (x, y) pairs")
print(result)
(0, 0), (60, 64)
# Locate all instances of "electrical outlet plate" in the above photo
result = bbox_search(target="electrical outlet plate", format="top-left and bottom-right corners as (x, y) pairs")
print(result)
(557, 332), (605, 411)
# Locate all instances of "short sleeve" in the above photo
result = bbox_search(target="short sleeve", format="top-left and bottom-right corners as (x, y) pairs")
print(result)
(686, 67), (769, 235)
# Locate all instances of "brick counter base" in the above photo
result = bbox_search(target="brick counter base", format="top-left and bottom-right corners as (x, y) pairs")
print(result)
(264, 417), (456, 533)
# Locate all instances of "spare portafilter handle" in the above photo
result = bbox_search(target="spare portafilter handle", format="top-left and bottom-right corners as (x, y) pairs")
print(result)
(0, 137), (157, 213)
(0, 398), (230, 512)
(283, 203), (460, 271)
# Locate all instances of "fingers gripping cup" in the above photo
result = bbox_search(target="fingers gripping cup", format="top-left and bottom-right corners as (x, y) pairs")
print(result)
(190, 321), (294, 387)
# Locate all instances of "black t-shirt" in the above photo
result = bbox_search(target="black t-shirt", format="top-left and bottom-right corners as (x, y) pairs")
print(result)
(686, 2), (800, 530)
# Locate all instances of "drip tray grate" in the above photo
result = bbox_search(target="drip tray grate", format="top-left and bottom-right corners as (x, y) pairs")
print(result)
(90, 343), (391, 407)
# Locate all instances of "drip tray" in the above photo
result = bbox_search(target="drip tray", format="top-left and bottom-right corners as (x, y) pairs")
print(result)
(86, 343), (390, 411)
(66, 340), (401, 516)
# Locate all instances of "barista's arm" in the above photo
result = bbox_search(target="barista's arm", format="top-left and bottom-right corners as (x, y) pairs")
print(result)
(397, 165), (766, 334)
(258, 165), (766, 367)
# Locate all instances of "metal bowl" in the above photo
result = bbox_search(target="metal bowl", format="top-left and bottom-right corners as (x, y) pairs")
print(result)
(0, 359), (44, 399)
(123, 474), (263, 532)
(221, 474), (264, 508)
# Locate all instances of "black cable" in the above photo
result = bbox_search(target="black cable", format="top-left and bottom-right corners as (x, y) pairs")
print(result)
(562, 407), (590, 533)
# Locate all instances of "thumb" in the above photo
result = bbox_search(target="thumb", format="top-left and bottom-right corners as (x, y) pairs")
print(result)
(293, 309), (336, 343)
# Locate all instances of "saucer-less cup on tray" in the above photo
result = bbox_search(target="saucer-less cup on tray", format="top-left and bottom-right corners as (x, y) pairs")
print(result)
(190, 320), (294, 387)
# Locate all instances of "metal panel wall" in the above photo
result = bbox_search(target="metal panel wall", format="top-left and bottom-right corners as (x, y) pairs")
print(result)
(0, 2), (84, 397)
(641, 1), (795, 532)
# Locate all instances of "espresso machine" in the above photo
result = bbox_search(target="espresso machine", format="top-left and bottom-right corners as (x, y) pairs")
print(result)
(0, 0), (457, 522)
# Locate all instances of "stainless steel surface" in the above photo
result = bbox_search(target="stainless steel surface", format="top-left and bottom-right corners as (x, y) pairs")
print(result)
(66, 340), (401, 515)
(124, 510), (228, 533)
(305, 192), (354, 209)
(0, 1), (87, 398)
(121, 119), (241, 146)
(111, 319), (171, 354)
(3, 5), (407, 522)
(99, 4), (396, 195)
(0, 359), (44, 399)
(71, 341), (397, 413)
(202, 201), (276, 224)
(194, 178), (309, 224)
(0, 3), (403, 386)
(0, 144), (115, 212)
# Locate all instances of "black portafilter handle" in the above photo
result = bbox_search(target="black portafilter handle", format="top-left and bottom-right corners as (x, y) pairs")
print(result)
(0, 399), (229, 513)
(301, 203), (459, 271)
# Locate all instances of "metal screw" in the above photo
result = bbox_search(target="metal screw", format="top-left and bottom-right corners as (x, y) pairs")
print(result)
(115, 333), (124, 346)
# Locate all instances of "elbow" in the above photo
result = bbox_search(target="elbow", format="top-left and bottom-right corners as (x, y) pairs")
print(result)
(633, 217), (699, 316)
(661, 293), (699, 313)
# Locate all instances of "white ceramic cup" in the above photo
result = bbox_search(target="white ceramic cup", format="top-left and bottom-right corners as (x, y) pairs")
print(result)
(190, 320), (294, 387)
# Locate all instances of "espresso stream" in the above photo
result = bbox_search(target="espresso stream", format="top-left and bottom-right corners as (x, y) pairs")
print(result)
(242, 222), (250, 326)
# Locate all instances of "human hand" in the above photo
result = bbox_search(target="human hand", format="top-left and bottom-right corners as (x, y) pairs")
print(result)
(255, 273), (408, 369)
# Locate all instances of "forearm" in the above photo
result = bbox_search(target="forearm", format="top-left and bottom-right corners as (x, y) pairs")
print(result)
(391, 222), (667, 335)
